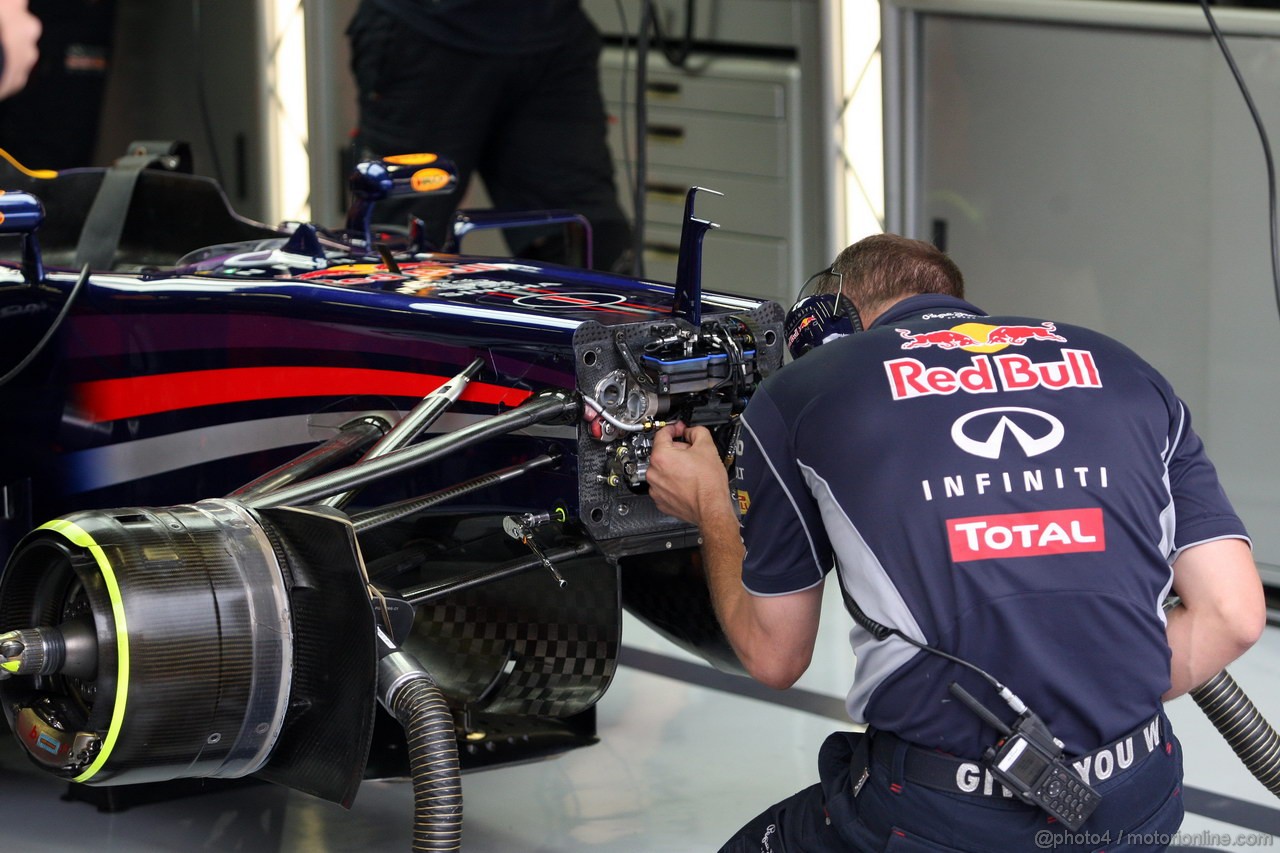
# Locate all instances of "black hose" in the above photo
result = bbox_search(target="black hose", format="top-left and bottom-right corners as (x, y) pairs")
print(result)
(1191, 669), (1280, 796)
(0, 265), (91, 389)
(391, 674), (464, 852)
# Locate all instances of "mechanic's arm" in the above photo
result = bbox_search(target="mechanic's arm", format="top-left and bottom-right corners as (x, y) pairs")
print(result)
(647, 423), (823, 689)
(1164, 537), (1265, 700)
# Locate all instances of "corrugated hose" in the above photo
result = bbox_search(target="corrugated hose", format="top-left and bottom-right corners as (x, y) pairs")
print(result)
(1191, 669), (1280, 796)
(391, 674), (464, 851)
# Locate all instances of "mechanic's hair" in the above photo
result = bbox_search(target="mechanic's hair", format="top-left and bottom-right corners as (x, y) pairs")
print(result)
(830, 233), (964, 312)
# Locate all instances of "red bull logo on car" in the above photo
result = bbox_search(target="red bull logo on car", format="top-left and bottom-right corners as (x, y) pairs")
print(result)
(886, 321), (1100, 401)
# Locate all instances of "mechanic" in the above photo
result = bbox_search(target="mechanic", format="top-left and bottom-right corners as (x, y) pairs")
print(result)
(346, 0), (633, 272)
(646, 233), (1265, 851)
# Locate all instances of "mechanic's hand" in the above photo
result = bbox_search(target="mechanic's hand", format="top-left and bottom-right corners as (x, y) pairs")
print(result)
(0, 0), (40, 101)
(647, 422), (734, 527)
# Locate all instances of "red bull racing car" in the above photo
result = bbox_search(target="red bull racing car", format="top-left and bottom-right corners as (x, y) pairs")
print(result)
(0, 146), (784, 846)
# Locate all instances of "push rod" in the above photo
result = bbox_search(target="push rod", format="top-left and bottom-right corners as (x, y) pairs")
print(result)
(320, 357), (485, 509)
(227, 416), (388, 500)
(245, 391), (577, 510)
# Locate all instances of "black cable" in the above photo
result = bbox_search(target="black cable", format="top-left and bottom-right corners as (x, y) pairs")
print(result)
(650, 0), (696, 68)
(866, 613), (1011, 698)
(627, 1), (698, 278)
(837, 580), (1011, 699)
(1200, 0), (1280, 323)
(613, 0), (639, 231)
(0, 265), (90, 389)
(191, 0), (227, 186)
(633, 1), (653, 278)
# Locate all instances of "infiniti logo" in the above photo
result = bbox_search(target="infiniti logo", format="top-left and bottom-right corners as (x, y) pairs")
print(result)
(951, 407), (1064, 460)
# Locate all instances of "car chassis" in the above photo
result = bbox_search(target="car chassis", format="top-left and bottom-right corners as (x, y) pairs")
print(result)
(0, 148), (784, 848)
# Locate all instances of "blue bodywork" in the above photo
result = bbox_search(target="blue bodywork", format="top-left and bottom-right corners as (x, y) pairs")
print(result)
(0, 152), (784, 800)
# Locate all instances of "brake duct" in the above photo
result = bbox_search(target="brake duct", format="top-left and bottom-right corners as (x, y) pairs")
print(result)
(0, 500), (375, 801)
(0, 385), (580, 852)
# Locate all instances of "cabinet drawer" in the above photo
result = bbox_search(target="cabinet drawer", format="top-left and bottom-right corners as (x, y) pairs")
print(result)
(616, 168), (791, 239)
(601, 55), (790, 119)
(606, 107), (787, 178)
(642, 222), (790, 304)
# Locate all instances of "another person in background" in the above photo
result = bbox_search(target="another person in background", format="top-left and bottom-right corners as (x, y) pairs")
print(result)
(0, 0), (39, 100)
(346, 0), (633, 272)
(0, 0), (114, 167)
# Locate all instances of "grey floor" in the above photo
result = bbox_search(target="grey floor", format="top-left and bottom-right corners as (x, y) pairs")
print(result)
(2, 582), (1279, 852)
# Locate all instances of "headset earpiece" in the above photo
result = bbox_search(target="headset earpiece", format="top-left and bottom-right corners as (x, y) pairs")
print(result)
(785, 285), (862, 360)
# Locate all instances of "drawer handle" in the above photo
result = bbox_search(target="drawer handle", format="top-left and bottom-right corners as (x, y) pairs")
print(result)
(643, 241), (681, 259)
(646, 81), (681, 98)
(646, 124), (685, 143)
(645, 182), (687, 202)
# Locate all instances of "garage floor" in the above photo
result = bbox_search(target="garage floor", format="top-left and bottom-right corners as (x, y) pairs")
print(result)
(1, 583), (1278, 852)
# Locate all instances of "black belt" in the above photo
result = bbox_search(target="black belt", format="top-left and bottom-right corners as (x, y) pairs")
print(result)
(870, 714), (1165, 798)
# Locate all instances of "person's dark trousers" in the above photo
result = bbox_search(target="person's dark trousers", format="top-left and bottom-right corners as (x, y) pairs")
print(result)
(346, 4), (633, 272)
(720, 717), (1184, 852)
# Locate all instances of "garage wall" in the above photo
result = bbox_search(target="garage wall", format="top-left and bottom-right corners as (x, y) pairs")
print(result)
(97, 0), (269, 221)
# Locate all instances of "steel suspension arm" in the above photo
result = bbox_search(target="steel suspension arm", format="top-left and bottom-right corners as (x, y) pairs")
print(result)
(320, 357), (485, 509)
(245, 390), (577, 510)
(350, 453), (560, 533)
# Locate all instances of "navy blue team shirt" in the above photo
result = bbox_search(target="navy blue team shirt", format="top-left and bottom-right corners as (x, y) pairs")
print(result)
(734, 294), (1249, 758)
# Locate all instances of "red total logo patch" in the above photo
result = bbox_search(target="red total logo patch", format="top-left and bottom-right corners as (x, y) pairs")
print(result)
(947, 508), (1105, 562)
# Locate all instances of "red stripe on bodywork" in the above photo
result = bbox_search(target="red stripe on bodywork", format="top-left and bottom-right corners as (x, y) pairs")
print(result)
(73, 367), (533, 423)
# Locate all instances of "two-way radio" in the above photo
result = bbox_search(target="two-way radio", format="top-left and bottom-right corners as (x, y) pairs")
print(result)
(948, 682), (1101, 829)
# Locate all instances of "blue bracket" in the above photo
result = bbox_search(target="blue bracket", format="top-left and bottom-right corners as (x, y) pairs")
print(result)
(670, 186), (722, 326)
(0, 191), (46, 283)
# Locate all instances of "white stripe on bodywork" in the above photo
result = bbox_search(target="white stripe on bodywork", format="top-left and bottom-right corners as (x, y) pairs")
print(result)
(407, 301), (582, 329)
(63, 411), (575, 492)
(799, 461), (928, 723)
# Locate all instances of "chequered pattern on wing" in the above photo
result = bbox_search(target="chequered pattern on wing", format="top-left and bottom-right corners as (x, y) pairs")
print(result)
(406, 555), (619, 717)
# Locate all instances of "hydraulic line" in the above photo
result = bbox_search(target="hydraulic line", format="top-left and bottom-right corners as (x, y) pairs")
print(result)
(321, 358), (485, 510)
(350, 453), (559, 533)
(246, 391), (577, 510)
(1191, 669), (1280, 797)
